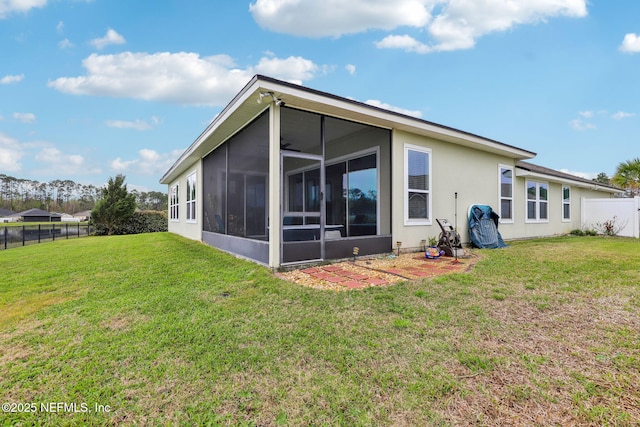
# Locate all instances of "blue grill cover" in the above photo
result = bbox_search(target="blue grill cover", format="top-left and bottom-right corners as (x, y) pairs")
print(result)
(468, 205), (506, 249)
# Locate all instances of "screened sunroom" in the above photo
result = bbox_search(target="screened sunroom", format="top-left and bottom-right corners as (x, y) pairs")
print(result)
(200, 103), (392, 266)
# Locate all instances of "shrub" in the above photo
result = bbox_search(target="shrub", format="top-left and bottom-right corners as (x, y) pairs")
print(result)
(569, 228), (597, 237)
(94, 211), (168, 235)
(595, 216), (621, 236)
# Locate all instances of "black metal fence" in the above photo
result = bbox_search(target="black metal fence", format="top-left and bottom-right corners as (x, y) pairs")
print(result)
(1, 223), (94, 250)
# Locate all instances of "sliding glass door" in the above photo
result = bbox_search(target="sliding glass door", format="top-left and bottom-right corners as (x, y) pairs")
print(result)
(282, 153), (324, 263)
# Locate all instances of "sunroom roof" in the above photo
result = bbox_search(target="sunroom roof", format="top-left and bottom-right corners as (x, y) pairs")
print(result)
(161, 75), (536, 184)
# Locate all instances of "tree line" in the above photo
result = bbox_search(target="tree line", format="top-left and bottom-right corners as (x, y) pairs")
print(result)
(0, 174), (168, 214)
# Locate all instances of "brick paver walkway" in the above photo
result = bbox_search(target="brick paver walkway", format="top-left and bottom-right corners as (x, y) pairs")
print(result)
(278, 253), (476, 290)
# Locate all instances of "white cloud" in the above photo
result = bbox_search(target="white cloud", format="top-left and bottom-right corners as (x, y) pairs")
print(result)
(619, 33), (640, 53)
(572, 109), (635, 129)
(345, 64), (356, 76)
(56, 20), (63, 33)
(250, 0), (588, 54)
(0, 133), (23, 172)
(1, 74), (24, 84)
(612, 111), (636, 120)
(59, 38), (73, 49)
(34, 146), (100, 176)
(423, 0), (588, 52)
(90, 28), (126, 50)
(36, 147), (83, 165)
(48, 52), (324, 106)
(0, 0), (47, 18)
(13, 112), (36, 123)
(375, 34), (432, 54)
(111, 148), (183, 175)
(106, 116), (160, 131)
(250, 0), (431, 37)
(365, 99), (423, 118)
(569, 118), (596, 131)
(559, 169), (595, 180)
(253, 56), (319, 84)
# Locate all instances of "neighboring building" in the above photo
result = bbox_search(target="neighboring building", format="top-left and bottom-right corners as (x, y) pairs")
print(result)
(160, 75), (621, 268)
(0, 208), (17, 223)
(18, 208), (62, 222)
(73, 210), (92, 221)
(60, 213), (81, 222)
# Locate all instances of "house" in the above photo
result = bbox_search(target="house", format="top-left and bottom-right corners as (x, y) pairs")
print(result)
(160, 75), (621, 268)
(60, 213), (81, 222)
(0, 208), (17, 223)
(18, 208), (62, 223)
(73, 210), (92, 221)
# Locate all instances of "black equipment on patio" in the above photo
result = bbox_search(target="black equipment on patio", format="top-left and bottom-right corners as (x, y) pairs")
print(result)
(436, 218), (464, 257)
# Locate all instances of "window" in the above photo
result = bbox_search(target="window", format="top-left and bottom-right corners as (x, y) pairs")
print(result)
(186, 172), (197, 222)
(526, 180), (548, 222)
(170, 184), (179, 220)
(562, 186), (571, 221)
(499, 166), (513, 222)
(405, 145), (431, 224)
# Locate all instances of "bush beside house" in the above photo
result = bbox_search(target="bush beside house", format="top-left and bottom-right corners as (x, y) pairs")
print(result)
(94, 210), (168, 236)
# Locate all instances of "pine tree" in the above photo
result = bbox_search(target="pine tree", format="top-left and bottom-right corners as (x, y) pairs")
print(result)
(91, 175), (136, 235)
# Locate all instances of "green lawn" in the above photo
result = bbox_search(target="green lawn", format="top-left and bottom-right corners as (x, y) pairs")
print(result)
(1, 233), (638, 426)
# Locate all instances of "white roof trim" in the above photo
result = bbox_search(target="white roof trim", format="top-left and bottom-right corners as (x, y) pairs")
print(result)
(515, 169), (622, 194)
(161, 75), (536, 184)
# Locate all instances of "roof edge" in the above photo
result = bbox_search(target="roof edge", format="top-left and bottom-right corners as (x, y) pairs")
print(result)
(161, 74), (537, 184)
(515, 161), (624, 193)
(253, 75), (537, 159)
(160, 75), (262, 184)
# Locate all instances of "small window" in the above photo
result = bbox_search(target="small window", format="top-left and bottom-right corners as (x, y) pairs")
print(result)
(562, 186), (571, 221)
(404, 145), (431, 225)
(170, 184), (179, 221)
(526, 180), (548, 223)
(186, 172), (197, 222)
(499, 165), (513, 222)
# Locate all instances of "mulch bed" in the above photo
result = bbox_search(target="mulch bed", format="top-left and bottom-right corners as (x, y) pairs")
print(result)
(276, 251), (479, 290)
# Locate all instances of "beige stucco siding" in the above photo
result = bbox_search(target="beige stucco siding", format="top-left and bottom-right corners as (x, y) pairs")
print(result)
(167, 159), (202, 242)
(503, 179), (615, 241)
(392, 129), (515, 250)
(391, 130), (617, 249)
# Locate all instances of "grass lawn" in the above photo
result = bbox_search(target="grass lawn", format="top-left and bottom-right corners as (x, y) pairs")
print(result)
(1, 233), (638, 426)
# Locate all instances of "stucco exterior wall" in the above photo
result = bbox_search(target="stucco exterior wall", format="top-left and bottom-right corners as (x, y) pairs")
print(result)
(391, 129), (515, 250)
(167, 159), (202, 242)
(391, 129), (617, 250)
(502, 179), (615, 241)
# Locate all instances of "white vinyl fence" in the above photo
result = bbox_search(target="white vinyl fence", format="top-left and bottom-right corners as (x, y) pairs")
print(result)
(581, 197), (640, 238)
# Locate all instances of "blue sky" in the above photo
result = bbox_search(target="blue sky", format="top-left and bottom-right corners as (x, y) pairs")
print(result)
(1, 0), (639, 192)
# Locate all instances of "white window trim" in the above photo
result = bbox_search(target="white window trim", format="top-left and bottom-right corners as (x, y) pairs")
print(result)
(562, 185), (571, 222)
(498, 164), (514, 224)
(170, 183), (179, 222)
(525, 180), (549, 224)
(404, 144), (432, 226)
(186, 171), (197, 223)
